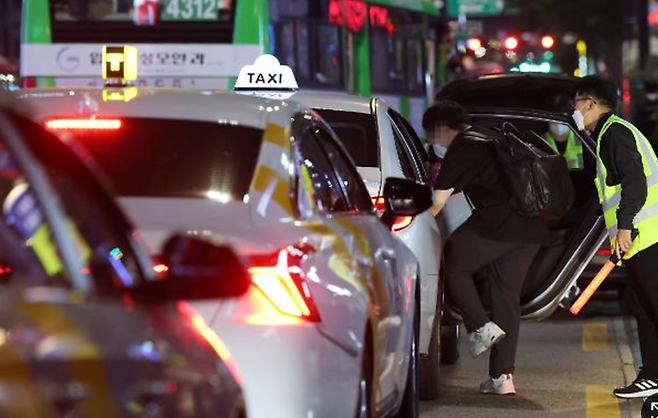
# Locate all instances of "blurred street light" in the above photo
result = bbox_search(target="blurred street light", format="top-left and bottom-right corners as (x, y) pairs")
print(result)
(504, 36), (519, 50)
(541, 35), (555, 49)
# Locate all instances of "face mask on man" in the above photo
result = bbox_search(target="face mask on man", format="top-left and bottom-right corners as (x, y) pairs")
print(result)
(432, 144), (447, 158)
(549, 123), (570, 136)
(572, 106), (588, 131)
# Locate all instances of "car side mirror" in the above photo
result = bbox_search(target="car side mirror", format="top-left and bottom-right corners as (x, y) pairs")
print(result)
(381, 177), (433, 229)
(135, 235), (251, 301)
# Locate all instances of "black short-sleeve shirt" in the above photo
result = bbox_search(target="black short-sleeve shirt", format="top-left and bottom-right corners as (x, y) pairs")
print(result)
(434, 127), (549, 244)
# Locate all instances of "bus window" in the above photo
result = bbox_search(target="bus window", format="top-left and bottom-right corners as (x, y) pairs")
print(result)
(315, 24), (342, 87)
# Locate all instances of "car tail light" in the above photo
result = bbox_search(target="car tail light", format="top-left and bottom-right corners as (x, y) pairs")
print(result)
(44, 118), (122, 130)
(248, 245), (321, 322)
(371, 196), (414, 232)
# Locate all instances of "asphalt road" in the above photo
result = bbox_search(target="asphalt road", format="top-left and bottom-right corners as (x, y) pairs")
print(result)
(421, 302), (645, 418)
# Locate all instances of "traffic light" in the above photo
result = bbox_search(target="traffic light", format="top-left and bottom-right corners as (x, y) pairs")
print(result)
(504, 36), (519, 50)
(541, 35), (555, 49)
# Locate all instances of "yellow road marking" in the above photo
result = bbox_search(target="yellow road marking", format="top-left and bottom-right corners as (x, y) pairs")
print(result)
(583, 322), (608, 352)
(586, 385), (620, 418)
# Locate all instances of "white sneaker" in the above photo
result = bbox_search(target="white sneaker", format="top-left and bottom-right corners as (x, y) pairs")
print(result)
(480, 373), (516, 395)
(469, 321), (506, 358)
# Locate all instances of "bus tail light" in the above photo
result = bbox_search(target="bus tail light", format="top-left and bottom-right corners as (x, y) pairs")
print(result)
(371, 196), (414, 232)
(248, 245), (321, 322)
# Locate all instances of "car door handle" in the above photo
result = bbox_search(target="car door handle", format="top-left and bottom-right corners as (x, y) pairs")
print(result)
(375, 248), (397, 262)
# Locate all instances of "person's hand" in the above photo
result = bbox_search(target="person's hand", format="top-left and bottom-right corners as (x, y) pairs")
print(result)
(615, 229), (633, 260)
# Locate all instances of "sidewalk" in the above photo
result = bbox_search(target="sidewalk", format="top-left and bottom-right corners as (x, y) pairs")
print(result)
(421, 307), (641, 418)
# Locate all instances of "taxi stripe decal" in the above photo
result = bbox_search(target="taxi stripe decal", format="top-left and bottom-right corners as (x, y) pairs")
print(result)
(334, 218), (389, 305)
(250, 165), (293, 216)
(263, 123), (289, 150)
(0, 342), (57, 418)
(16, 304), (121, 418)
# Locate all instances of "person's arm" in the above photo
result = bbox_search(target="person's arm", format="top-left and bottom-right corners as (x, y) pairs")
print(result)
(431, 188), (454, 216)
(600, 124), (647, 256)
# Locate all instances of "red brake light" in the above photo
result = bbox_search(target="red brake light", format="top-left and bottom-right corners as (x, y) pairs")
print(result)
(597, 249), (613, 256)
(45, 118), (122, 130)
(371, 196), (414, 232)
(153, 263), (169, 274)
(248, 245), (320, 322)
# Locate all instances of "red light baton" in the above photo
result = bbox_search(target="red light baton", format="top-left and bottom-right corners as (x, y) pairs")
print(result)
(570, 230), (638, 315)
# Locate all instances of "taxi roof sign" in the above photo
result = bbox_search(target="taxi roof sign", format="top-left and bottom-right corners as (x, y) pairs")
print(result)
(234, 55), (298, 92)
(102, 46), (138, 83)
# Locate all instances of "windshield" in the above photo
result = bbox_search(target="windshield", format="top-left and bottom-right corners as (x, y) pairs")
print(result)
(51, 118), (264, 200)
(315, 109), (379, 168)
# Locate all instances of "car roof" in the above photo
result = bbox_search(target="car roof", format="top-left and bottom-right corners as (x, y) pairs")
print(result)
(438, 73), (578, 113)
(15, 87), (308, 129)
(292, 91), (374, 114)
(0, 88), (31, 117)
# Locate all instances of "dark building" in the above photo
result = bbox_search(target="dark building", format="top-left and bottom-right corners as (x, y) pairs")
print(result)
(0, 0), (22, 73)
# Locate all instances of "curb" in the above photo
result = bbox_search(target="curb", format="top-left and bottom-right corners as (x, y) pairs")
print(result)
(613, 317), (643, 418)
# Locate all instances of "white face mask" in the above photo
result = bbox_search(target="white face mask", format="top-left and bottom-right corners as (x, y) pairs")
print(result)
(572, 109), (586, 131)
(432, 143), (447, 158)
(648, 93), (658, 101)
(549, 123), (570, 136)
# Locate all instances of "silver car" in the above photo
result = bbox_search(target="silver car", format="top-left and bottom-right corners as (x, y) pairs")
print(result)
(292, 92), (445, 400)
(19, 87), (431, 418)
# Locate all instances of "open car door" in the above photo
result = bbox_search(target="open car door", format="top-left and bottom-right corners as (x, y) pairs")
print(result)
(438, 74), (607, 320)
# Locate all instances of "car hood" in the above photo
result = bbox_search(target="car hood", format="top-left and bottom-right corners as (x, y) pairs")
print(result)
(438, 73), (578, 113)
(0, 289), (242, 417)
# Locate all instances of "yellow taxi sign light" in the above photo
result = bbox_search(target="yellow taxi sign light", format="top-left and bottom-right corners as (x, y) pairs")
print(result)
(102, 87), (139, 103)
(234, 55), (298, 94)
(102, 46), (138, 82)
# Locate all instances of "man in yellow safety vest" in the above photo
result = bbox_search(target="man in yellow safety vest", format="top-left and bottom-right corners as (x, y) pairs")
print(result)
(543, 123), (584, 170)
(573, 75), (658, 399)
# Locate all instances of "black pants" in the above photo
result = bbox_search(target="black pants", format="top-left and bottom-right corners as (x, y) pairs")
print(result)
(626, 242), (658, 380)
(445, 221), (539, 377)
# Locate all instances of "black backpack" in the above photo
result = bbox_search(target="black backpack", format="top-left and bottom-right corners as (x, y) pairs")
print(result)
(464, 123), (575, 220)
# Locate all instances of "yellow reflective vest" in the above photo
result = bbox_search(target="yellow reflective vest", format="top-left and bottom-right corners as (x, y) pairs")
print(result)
(543, 131), (584, 170)
(595, 114), (658, 259)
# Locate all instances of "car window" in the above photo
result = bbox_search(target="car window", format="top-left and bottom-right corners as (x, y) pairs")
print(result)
(315, 109), (379, 168)
(0, 127), (67, 289)
(314, 127), (373, 212)
(44, 118), (263, 200)
(389, 117), (420, 181)
(389, 109), (429, 179)
(12, 114), (150, 294)
(295, 123), (349, 216)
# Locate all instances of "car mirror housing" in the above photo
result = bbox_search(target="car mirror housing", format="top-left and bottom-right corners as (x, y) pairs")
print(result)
(136, 235), (251, 302)
(382, 177), (433, 220)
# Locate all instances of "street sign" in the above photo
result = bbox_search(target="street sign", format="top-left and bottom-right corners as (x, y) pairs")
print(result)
(448, 0), (505, 17)
(452, 20), (484, 37)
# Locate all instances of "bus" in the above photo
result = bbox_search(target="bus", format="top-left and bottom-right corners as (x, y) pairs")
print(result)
(21, 0), (445, 132)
